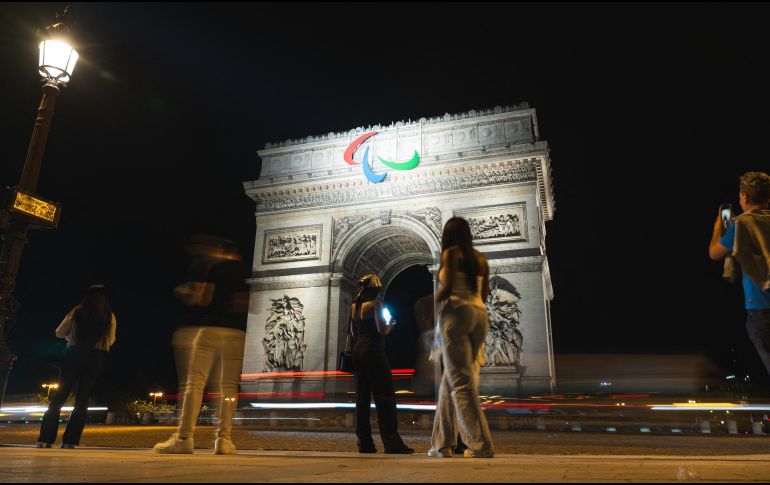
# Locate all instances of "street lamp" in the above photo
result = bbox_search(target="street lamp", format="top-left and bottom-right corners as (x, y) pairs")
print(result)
(0, 7), (77, 408)
(42, 383), (59, 400)
(149, 392), (164, 406)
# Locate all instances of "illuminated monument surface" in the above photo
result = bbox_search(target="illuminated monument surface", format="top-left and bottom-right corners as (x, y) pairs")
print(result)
(242, 103), (556, 394)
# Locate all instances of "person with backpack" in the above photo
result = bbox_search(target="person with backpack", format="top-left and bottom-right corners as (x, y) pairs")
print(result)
(709, 171), (770, 378)
(36, 284), (117, 449)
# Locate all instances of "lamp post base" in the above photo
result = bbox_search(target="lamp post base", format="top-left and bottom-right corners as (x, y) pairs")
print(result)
(0, 340), (16, 409)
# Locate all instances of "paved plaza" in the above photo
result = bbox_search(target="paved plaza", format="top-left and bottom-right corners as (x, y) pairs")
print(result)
(0, 446), (769, 482)
(1, 426), (770, 482)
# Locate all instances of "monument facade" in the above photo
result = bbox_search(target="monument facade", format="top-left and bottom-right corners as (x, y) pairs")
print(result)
(241, 103), (556, 395)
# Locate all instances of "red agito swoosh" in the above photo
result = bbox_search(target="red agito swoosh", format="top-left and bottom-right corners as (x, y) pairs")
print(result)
(343, 131), (378, 165)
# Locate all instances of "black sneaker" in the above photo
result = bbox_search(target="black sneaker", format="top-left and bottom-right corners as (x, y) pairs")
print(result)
(35, 442), (52, 449)
(60, 443), (77, 449)
(385, 446), (415, 455)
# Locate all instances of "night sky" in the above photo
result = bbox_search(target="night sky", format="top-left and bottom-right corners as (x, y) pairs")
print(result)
(2, 3), (770, 406)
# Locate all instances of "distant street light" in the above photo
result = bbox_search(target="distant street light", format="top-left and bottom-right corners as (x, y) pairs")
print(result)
(42, 383), (59, 399)
(149, 392), (164, 406)
(0, 7), (77, 408)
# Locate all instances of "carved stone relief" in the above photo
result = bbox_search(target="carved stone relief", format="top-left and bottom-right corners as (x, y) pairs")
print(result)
(405, 207), (442, 240)
(483, 276), (523, 369)
(262, 295), (308, 372)
(454, 203), (527, 244)
(332, 215), (369, 255)
(262, 225), (322, 264)
(380, 209), (391, 225)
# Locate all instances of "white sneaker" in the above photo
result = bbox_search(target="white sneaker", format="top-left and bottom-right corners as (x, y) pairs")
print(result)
(214, 437), (236, 455)
(427, 448), (452, 458)
(153, 434), (194, 454)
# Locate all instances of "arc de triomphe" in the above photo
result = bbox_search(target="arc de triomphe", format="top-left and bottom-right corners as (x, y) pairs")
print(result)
(241, 103), (556, 395)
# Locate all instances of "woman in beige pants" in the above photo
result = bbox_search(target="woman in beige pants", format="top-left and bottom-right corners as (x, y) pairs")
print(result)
(428, 217), (495, 458)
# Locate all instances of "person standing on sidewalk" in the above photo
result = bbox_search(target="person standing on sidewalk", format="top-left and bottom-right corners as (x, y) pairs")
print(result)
(351, 274), (414, 454)
(154, 237), (249, 455)
(428, 217), (495, 458)
(36, 284), (117, 449)
(709, 171), (770, 379)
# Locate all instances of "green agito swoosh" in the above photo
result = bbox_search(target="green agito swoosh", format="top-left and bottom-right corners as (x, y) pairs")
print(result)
(378, 150), (420, 171)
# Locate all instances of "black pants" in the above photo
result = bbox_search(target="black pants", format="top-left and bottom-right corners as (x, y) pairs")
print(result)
(38, 347), (105, 445)
(352, 342), (406, 451)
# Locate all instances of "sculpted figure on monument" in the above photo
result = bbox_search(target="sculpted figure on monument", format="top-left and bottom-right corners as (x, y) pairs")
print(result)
(262, 295), (308, 372)
(483, 276), (523, 368)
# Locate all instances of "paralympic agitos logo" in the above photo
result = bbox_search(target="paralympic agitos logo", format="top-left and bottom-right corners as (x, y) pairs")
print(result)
(343, 131), (420, 184)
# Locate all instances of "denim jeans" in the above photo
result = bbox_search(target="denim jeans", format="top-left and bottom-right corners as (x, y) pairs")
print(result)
(38, 347), (105, 445)
(747, 310), (770, 377)
(431, 302), (495, 455)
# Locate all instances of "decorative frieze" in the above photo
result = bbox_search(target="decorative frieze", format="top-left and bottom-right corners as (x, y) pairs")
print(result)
(254, 160), (537, 214)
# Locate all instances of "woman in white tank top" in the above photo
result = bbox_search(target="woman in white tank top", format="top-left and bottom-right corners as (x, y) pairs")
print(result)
(428, 217), (496, 458)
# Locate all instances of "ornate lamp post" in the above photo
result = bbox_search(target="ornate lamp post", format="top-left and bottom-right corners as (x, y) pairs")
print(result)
(0, 7), (77, 408)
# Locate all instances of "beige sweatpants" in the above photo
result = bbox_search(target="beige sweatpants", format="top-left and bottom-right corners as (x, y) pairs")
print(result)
(430, 303), (495, 455)
(176, 326), (246, 440)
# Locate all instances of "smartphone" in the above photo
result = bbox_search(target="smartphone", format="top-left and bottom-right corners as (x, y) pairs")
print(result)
(719, 203), (732, 230)
(382, 306), (393, 326)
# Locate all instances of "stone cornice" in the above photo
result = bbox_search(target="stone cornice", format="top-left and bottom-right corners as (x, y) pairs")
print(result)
(246, 273), (340, 291)
(488, 256), (546, 274)
(260, 103), (531, 152)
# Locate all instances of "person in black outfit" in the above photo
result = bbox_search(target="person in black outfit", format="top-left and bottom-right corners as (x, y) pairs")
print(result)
(37, 285), (117, 448)
(351, 274), (414, 454)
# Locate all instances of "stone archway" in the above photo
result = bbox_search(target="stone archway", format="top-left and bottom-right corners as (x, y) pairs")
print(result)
(332, 213), (440, 290)
(242, 104), (557, 395)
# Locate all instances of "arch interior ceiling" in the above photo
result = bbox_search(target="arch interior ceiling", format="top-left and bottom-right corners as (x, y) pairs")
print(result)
(344, 227), (432, 283)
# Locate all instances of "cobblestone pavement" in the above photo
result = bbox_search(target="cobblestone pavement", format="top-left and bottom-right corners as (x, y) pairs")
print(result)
(1, 424), (769, 455)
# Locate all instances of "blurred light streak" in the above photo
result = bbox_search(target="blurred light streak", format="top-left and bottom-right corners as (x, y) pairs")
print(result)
(240, 369), (414, 380)
(650, 403), (770, 411)
(248, 402), (436, 411)
(0, 406), (108, 413)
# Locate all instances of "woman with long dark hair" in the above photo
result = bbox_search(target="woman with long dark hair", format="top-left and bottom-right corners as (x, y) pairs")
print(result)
(350, 274), (413, 454)
(428, 217), (495, 458)
(36, 284), (117, 449)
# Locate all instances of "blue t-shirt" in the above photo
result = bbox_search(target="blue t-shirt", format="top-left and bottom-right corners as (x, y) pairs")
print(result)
(720, 222), (770, 310)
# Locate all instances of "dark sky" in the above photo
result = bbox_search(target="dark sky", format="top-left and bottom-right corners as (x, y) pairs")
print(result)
(2, 2), (770, 404)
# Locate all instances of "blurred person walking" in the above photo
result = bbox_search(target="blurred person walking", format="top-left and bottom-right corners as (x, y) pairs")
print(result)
(709, 172), (770, 378)
(154, 236), (249, 455)
(169, 236), (223, 415)
(36, 285), (117, 449)
(428, 217), (495, 458)
(350, 274), (414, 454)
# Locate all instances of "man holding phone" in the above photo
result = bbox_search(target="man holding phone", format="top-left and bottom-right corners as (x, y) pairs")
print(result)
(709, 171), (770, 378)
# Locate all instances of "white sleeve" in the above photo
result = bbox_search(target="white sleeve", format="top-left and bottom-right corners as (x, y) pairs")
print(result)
(55, 311), (74, 340)
(108, 313), (117, 348)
